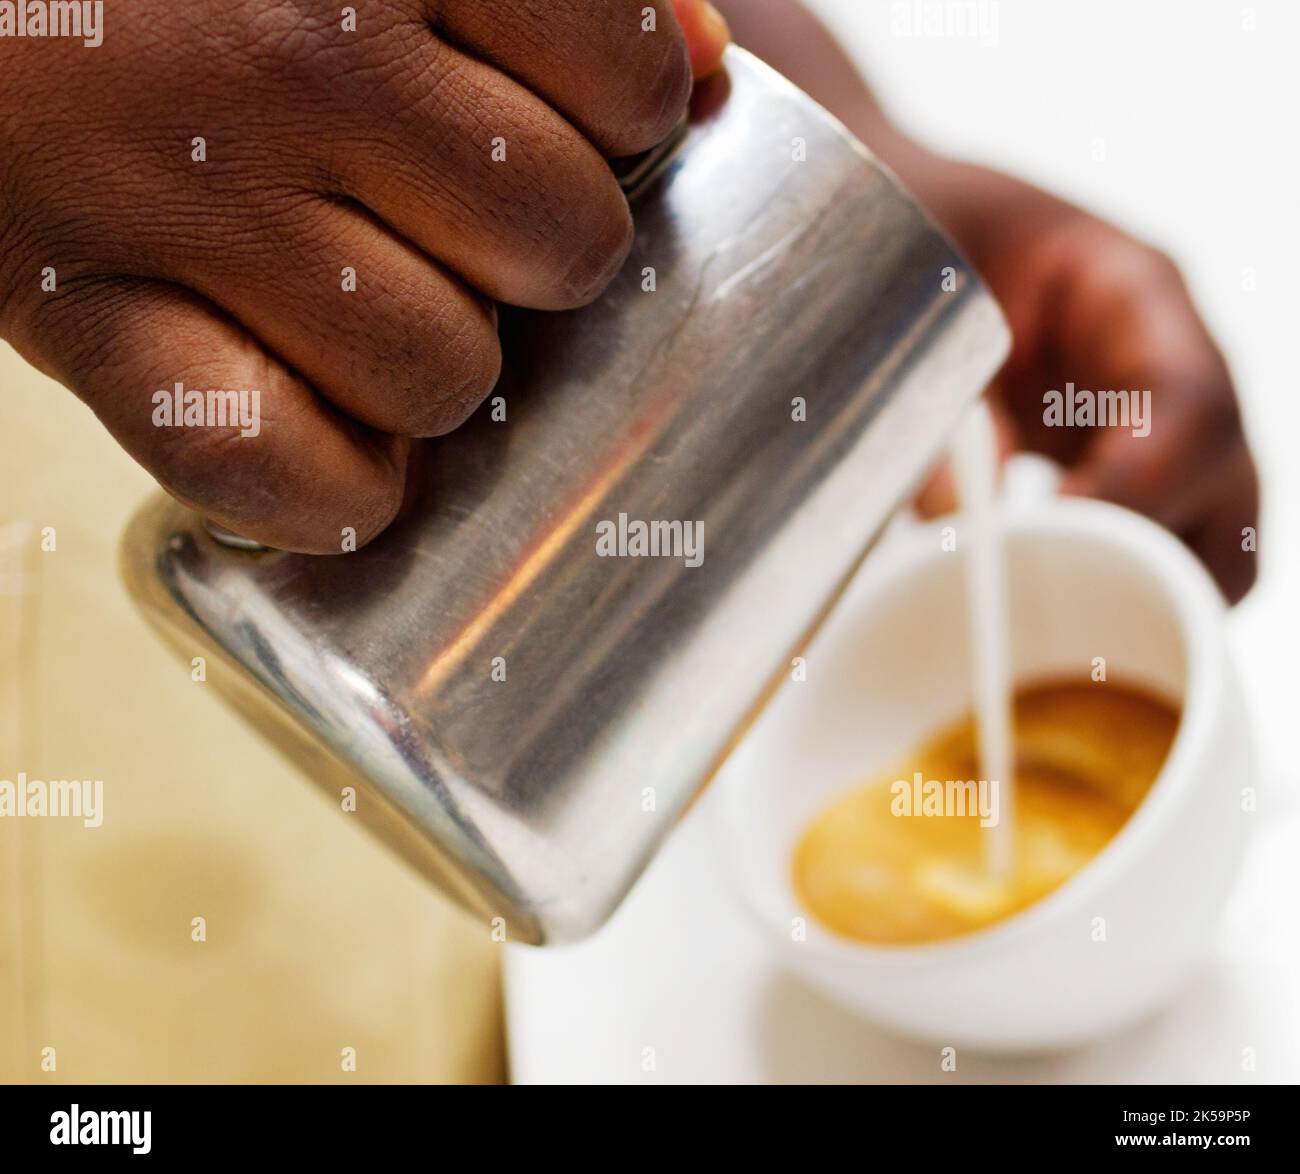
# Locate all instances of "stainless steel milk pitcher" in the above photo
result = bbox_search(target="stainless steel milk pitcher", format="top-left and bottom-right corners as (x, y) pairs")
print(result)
(122, 47), (1010, 943)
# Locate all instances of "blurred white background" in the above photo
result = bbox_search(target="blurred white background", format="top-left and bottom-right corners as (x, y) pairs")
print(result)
(507, 0), (1300, 1082)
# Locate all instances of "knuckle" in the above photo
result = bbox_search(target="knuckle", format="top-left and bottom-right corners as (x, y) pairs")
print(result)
(151, 420), (284, 521)
(483, 155), (633, 311)
(1138, 245), (1183, 289)
(16, 274), (158, 387)
(241, 4), (350, 90)
(600, 28), (693, 155)
(391, 305), (503, 437)
(425, 312), (503, 435)
(0, 211), (53, 338)
(1193, 380), (1245, 438)
(154, 423), (403, 554)
(324, 458), (406, 551)
(343, 281), (501, 436)
(551, 190), (635, 309)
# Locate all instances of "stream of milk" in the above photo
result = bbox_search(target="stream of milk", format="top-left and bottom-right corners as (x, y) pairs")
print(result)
(949, 402), (1015, 879)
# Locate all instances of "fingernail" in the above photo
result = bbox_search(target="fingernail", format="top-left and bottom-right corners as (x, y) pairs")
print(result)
(699, 3), (731, 73)
(681, 0), (730, 79)
(700, 1), (730, 38)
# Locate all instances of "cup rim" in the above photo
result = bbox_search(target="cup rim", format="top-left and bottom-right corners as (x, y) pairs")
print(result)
(716, 495), (1229, 968)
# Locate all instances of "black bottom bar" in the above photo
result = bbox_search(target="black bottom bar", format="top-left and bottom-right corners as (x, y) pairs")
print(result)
(2, 1082), (1290, 1160)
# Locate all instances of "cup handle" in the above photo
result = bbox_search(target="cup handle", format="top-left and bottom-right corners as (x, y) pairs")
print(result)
(1000, 451), (1064, 511)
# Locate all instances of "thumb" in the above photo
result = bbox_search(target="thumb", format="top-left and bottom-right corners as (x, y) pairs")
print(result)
(672, 0), (731, 78)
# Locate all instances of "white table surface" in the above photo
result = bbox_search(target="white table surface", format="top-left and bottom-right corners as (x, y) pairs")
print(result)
(506, 781), (1299, 1083)
(505, 0), (1300, 1083)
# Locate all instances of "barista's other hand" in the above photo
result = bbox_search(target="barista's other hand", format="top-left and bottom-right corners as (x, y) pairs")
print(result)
(914, 173), (1259, 603)
(0, 1), (728, 552)
(713, 0), (1257, 604)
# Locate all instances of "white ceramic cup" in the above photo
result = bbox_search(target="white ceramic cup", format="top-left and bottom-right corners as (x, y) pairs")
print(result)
(713, 495), (1255, 1052)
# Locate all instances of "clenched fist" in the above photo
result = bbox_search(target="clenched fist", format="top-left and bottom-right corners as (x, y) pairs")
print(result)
(0, 1), (730, 551)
